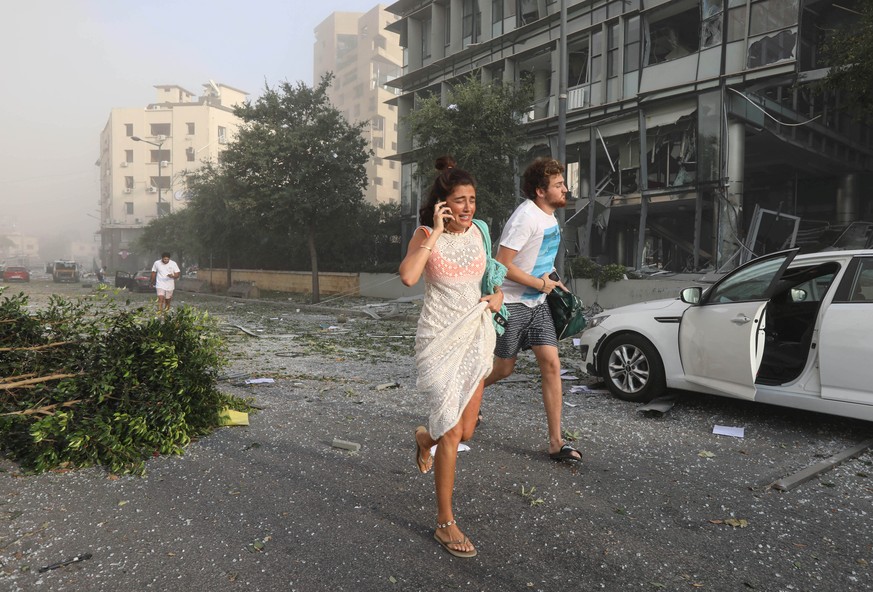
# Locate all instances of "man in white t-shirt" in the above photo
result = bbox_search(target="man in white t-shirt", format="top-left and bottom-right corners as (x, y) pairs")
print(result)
(150, 252), (181, 313)
(484, 158), (582, 463)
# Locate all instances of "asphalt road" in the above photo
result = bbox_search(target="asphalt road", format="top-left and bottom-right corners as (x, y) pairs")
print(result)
(1, 278), (872, 591)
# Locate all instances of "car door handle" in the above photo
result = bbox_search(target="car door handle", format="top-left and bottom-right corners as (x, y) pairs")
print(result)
(731, 314), (751, 325)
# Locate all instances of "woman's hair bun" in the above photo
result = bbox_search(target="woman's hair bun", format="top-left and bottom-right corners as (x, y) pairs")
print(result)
(435, 155), (456, 172)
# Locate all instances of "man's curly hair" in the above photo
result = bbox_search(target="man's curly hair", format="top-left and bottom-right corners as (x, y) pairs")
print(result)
(521, 158), (564, 200)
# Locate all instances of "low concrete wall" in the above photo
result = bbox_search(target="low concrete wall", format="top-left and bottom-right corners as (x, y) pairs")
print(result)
(200, 269), (358, 296)
(198, 269), (701, 310)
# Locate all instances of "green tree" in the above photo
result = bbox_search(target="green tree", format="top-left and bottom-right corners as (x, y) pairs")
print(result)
(405, 75), (532, 230)
(136, 207), (197, 270)
(221, 74), (370, 303)
(821, 1), (873, 123)
(181, 163), (253, 286)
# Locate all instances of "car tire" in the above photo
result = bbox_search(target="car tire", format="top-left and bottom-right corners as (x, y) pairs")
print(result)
(599, 334), (666, 403)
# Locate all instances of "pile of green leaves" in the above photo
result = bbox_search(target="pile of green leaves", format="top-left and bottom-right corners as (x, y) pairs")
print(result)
(0, 288), (246, 475)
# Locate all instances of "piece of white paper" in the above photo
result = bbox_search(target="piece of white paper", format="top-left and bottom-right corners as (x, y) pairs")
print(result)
(570, 385), (591, 393)
(244, 378), (275, 384)
(430, 443), (470, 455)
(713, 425), (745, 438)
(564, 401), (578, 407)
(560, 374), (578, 380)
(573, 338), (581, 347)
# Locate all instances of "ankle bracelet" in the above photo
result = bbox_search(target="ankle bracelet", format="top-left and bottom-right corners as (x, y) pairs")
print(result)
(436, 519), (456, 529)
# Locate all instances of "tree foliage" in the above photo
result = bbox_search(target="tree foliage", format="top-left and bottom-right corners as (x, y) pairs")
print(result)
(220, 74), (370, 302)
(405, 75), (532, 229)
(0, 288), (245, 475)
(821, 1), (873, 123)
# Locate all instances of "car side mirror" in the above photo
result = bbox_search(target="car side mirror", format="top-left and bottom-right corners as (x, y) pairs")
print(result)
(680, 286), (702, 304)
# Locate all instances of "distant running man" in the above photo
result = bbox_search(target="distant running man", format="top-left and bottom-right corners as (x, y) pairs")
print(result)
(150, 252), (181, 313)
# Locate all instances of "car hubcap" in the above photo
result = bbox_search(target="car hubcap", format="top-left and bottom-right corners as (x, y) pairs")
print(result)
(607, 344), (650, 393)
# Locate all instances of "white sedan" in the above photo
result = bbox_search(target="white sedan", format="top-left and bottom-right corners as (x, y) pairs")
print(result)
(579, 249), (873, 421)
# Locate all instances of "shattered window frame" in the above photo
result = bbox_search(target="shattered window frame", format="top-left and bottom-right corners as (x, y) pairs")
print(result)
(644, 0), (701, 66)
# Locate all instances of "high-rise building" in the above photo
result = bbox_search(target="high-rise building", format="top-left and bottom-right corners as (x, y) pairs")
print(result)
(98, 82), (247, 272)
(387, 0), (872, 271)
(315, 6), (403, 205)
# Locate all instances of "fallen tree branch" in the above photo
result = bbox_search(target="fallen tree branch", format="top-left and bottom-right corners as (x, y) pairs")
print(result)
(0, 341), (75, 353)
(0, 399), (84, 417)
(1, 373), (82, 390)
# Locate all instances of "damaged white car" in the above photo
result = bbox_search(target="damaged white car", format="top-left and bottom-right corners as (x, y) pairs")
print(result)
(579, 249), (873, 421)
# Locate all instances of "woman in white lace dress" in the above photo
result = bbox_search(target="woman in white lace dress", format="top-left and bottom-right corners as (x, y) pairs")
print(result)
(399, 157), (504, 558)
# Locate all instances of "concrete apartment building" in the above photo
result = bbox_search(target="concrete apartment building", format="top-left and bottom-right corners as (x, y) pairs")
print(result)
(97, 82), (247, 272)
(314, 6), (404, 205)
(386, 0), (872, 272)
(0, 233), (40, 268)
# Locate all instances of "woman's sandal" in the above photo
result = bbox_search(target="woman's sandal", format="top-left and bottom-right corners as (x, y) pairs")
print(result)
(414, 426), (433, 474)
(434, 519), (477, 558)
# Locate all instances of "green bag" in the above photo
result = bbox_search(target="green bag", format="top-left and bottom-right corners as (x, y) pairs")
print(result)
(546, 285), (587, 340)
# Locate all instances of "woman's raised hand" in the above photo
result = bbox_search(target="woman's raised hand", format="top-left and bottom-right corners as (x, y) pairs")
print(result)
(432, 201), (453, 232)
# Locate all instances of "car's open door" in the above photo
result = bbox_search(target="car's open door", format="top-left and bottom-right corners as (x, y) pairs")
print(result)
(678, 250), (797, 400)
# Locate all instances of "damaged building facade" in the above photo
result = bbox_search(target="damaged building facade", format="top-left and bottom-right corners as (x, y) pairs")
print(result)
(386, 0), (872, 272)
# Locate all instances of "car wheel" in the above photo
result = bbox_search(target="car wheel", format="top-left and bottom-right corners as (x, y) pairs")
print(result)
(600, 334), (665, 403)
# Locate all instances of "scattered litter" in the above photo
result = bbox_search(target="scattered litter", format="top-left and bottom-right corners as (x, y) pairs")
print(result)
(38, 553), (93, 573)
(637, 394), (677, 415)
(244, 378), (275, 385)
(564, 401), (578, 407)
(332, 438), (361, 452)
(713, 425), (745, 438)
(698, 450), (716, 458)
(573, 338), (581, 346)
(569, 385), (608, 395)
(246, 536), (271, 553)
(219, 408), (250, 426)
(375, 382), (400, 390)
(560, 369), (578, 380)
(430, 443), (470, 455)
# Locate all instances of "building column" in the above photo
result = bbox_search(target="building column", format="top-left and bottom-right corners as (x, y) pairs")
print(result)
(718, 120), (745, 270)
(835, 173), (860, 225)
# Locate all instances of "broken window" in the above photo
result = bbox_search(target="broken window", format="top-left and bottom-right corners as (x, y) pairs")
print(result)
(644, 0), (701, 65)
(568, 37), (590, 86)
(747, 29), (797, 68)
(749, 0), (798, 36)
(701, 0), (724, 48)
(646, 121), (697, 189)
(518, 0), (539, 25)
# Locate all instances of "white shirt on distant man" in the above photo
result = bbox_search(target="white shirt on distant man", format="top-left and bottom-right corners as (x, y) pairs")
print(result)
(151, 257), (180, 292)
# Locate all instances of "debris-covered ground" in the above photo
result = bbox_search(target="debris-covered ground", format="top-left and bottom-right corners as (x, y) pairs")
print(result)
(2, 281), (872, 591)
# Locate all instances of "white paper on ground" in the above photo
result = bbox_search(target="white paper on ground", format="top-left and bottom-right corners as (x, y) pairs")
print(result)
(573, 338), (581, 346)
(244, 378), (275, 384)
(430, 443), (470, 455)
(713, 425), (745, 438)
(560, 375), (578, 380)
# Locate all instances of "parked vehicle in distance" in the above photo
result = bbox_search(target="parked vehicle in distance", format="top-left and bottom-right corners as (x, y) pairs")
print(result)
(52, 261), (80, 283)
(114, 270), (153, 292)
(579, 249), (873, 422)
(2, 266), (30, 282)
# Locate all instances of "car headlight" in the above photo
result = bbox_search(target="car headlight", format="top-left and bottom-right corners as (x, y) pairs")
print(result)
(585, 314), (610, 330)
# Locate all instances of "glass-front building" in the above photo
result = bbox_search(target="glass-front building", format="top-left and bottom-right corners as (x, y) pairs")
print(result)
(387, 0), (872, 272)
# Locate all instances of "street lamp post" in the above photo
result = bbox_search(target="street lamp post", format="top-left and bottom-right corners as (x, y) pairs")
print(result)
(131, 136), (165, 217)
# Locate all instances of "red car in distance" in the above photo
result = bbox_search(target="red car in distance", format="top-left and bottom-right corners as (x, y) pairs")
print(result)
(2, 266), (31, 282)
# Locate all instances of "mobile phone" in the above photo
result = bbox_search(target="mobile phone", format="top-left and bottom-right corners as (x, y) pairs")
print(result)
(493, 311), (507, 328)
(549, 271), (560, 282)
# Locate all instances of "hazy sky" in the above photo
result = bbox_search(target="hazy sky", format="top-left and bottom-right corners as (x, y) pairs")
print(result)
(0, 0), (389, 242)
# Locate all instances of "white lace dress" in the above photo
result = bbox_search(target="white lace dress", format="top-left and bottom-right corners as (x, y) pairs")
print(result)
(415, 225), (496, 439)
